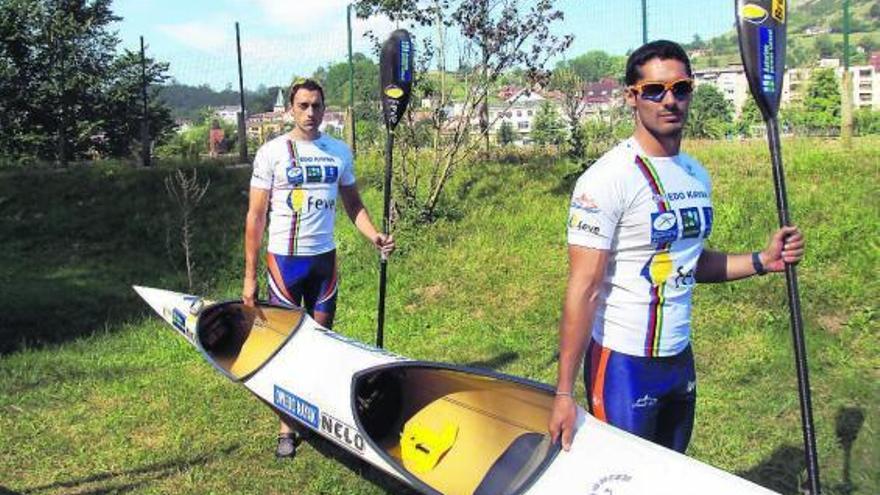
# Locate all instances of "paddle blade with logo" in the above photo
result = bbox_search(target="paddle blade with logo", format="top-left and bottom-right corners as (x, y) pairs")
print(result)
(379, 29), (414, 130)
(736, 0), (787, 119)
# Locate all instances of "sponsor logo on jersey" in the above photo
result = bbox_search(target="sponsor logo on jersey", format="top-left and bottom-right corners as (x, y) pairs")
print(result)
(306, 166), (323, 183)
(687, 380), (697, 393)
(288, 188), (306, 212)
(320, 413), (366, 454)
(569, 213), (601, 236)
(324, 166), (338, 184)
(703, 206), (714, 237)
(674, 265), (696, 288)
(307, 196), (336, 212)
(286, 166), (304, 185)
(274, 386), (319, 429)
(742, 3), (769, 24)
(570, 193), (601, 214)
(589, 474), (634, 495)
(651, 211), (678, 244)
(645, 251), (674, 286)
(680, 207), (701, 238)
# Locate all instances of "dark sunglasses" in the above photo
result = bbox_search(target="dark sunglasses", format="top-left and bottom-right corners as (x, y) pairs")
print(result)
(629, 78), (694, 102)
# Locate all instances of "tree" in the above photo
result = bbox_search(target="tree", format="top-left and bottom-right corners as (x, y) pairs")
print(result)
(803, 67), (841, 132)
(685, 84), (732, 139)
(815, 35), (836, 59)
(557, 50), (624, 83)
(355, 0), (572, 221)
(735, 97), (762, 137)
(313, 52), (380, 122)
(0, 0), (174, 164)
(549, 67), (587, 159)
(497, 120), (516, 145)
(531, 100), (565, 146)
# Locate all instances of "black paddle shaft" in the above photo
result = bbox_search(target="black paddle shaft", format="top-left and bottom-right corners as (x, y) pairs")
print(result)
(375, 30), (414, 349)
(766, 117), (821, 495)
(736, 2), (821, 491)
(376, 132), (394, 348)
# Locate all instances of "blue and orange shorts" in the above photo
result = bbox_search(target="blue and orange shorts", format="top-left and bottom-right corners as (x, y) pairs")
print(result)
(266, 250), (338, 318)
(584, 339), (696, 453)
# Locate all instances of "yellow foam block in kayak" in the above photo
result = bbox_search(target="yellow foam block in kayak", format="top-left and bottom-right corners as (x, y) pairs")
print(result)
(401, 420), (459, 474)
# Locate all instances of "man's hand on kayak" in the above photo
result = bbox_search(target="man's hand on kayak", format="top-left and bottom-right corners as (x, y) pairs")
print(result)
(549, 394), (577, 451)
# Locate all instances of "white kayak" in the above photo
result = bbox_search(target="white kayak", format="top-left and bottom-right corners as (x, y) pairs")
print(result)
(134, 286), (778, 495)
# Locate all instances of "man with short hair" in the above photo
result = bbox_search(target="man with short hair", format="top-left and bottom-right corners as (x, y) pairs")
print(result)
(548, 40), (804, 453)
(243, 78), (394, 459)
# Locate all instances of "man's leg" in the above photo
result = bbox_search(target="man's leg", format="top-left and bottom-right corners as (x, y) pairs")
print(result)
(302, 250), (338, 329)
(266, 252), (309, 459)
(654, 347), (696, 453)
(584, 340), (660, 441)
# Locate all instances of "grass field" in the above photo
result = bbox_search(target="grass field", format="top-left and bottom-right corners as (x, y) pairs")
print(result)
(1, 137), (877, 495)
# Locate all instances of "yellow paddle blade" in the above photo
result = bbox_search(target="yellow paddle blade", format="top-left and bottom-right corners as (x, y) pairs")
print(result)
(400, 420), (459, 474)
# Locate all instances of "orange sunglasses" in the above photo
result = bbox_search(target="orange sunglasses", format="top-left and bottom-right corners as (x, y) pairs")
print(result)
(628, 78), (694, 102)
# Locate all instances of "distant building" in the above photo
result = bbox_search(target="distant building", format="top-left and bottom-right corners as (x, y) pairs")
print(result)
(693, 65), (750, 116)
(214, 105), (240, 125)
(246, 89), (293, 143)
(869, 51), (880, 72)
(581, 78), (624, 120)
(488, 90), (550, 145)
(783, 65), (880, 110)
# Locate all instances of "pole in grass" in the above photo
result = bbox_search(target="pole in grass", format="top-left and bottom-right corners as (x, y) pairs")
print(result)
(376, 29), (414, 348)
(736, 2), (821, 493)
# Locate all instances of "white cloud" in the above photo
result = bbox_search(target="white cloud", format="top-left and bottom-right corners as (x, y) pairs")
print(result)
(157, 20), (234, 55)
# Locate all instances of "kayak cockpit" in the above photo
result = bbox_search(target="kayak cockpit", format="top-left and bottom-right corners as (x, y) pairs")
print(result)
(196, 302), (304, 380)
(354, 365), (558, 495)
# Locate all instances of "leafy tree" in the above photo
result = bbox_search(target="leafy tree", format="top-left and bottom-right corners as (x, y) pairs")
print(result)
(497, 120), (516, 145)
(872, 2), (880, 21)
(735, 97), (763, 137)
(854, 108), (880, 135)
(549, 67), (587, 158)
(531, 100), (565, 146)
(557, 50), (624, 83)
(0, 0), (174, 164)
(311, 52), (380, 122)
(804, 68), (841, 131)
(815, 35), (836, 59)
(685, 84), (732, 139)
(354, 0), (572, 221)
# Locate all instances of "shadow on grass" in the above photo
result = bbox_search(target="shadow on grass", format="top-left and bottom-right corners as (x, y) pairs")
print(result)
(304, 433), (419, 495)
(0, 166), (248, 355)
(738, 444), (807, 494)
(0, 486), (23, 495)
(462, 351), (519, 371)
(740, 406), (867, 495)
(17, 445), (239, 495)
(832, 406), (866, 495)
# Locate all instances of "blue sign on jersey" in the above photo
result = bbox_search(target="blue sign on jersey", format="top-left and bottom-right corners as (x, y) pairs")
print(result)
(286, 166), (304, 185)
(306, 166), (323, 183)
(651, 211), (679, 245)
(324, 166), (338, 183)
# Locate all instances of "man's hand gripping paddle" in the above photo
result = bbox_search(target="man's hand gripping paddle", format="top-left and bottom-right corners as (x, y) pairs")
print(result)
(376, 29), (414, 348)
(737, 2), (820, 493)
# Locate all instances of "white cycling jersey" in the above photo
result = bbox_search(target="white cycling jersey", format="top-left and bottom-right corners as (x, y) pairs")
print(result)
(251, 133), (356, 256)
(567, 138), (713, 357)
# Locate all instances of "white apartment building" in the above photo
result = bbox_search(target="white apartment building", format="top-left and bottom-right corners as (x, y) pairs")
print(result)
(488, 90), (549, 145)
(693, 65), (751, 116)
(783, 60), (880, 110)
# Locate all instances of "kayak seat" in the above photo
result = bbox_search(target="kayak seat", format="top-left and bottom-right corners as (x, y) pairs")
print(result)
(473, 432), (550, 495)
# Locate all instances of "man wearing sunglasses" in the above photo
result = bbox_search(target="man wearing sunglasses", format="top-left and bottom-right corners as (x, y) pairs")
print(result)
(549, 40), (804, 453)
(243, 78), (395, 459)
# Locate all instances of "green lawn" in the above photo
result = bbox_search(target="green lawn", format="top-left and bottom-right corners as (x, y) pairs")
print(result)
(1, 137), (877, 494)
